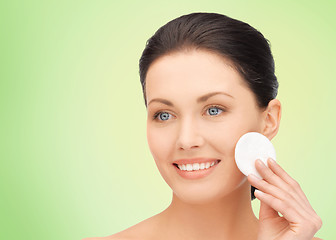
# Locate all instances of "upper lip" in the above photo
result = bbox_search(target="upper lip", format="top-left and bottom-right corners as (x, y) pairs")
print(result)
(173, 158), (220, 165)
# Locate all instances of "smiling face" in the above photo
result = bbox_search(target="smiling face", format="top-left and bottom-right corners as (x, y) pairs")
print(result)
(145, 49), (265, 204)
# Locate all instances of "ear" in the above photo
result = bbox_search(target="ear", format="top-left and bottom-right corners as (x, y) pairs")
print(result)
(261, 99), (282, 140)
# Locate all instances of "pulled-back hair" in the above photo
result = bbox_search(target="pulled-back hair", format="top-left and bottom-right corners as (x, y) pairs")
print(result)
(139, 12), (279, 200)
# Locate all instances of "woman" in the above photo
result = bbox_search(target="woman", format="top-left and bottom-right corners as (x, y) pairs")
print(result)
(86, 12), (322, 240)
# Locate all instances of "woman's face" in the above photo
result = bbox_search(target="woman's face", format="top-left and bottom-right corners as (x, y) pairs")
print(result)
(145, 49), (265, 204)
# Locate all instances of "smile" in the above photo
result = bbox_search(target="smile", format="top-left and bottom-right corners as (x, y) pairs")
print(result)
(173, 159), (221, 180)
(173, 160), (221, 171)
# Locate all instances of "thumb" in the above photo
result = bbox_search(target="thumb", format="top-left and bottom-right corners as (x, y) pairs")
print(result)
(259, 199), (279, 220)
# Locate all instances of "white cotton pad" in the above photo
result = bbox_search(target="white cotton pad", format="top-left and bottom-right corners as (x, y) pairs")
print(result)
(234, 132), (276, 179)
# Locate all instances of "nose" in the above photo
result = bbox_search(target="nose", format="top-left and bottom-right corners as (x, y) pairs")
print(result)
(176, 118), (204, 150)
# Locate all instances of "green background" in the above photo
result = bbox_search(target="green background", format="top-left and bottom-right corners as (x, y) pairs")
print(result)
(1, 0), (335, 239)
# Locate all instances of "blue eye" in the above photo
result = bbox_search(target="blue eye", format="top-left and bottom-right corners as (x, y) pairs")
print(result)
(154, 112), (171, 121)
(153, 106), (225, 122)
(207, 106), (223, 116)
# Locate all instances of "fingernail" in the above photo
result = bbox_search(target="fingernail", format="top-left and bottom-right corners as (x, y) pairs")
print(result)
(254, 189), (264, 195)
(255, 159), (264, 167)
(268, 158), (276, 164)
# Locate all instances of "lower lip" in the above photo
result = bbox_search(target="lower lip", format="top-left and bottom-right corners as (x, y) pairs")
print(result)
(173, 161), (221, 180)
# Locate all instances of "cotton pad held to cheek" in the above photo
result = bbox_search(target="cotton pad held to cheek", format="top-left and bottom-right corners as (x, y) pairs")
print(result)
(234, 132), (276, 179)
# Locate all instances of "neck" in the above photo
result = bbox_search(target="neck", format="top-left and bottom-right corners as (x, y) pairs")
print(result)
(159, 182), (259, 240)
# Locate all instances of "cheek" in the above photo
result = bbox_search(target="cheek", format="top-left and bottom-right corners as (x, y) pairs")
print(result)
(203, 122), (248, 186)
(202, 119), (245, 153)
(146, 124), (173, 163)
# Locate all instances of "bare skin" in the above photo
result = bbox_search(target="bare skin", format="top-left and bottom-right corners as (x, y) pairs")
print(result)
(83, 49), (322, 240)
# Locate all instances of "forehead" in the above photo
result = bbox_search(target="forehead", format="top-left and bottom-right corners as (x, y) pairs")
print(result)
(145, 49), (250, 101)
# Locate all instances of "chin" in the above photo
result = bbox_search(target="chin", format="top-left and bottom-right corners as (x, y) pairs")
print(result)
(172, 185), (234, 205)
(171, 177), (248, 205)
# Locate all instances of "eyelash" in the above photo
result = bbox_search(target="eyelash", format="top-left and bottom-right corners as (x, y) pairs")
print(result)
(152, 105), (226, 121)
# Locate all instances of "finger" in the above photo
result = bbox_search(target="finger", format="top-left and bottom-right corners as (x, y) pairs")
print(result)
(256, 159), (312, 211)
(254, 189), (301, 223)
(255, 159), (293, 191)
(266, 158), (313, 210)
(259, 200), (279, 220)
(255, 189), (323, 234)
(248, 174), (309, 220)
(253, 160), (323, 233)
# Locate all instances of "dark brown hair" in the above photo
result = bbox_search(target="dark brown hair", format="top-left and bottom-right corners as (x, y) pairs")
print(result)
(139, 12), (279, 200)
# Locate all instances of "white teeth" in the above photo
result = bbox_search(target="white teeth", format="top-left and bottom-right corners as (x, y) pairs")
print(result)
(186, 164), (193, 171)
(193, 163), (200, 170)
(177, 161), (218, 171)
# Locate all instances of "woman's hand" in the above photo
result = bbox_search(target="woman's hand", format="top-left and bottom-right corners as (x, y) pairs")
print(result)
(247, 158), (322, 240)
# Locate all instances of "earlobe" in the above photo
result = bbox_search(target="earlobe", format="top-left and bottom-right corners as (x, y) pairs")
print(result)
(262, 99), (282, 140)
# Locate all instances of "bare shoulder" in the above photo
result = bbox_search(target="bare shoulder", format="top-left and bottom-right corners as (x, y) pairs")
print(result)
(313, 237), (323, 240)
(82, 213), (162, 240)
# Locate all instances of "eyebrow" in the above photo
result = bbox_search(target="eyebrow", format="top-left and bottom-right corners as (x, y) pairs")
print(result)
(148, 91), (234, 107)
